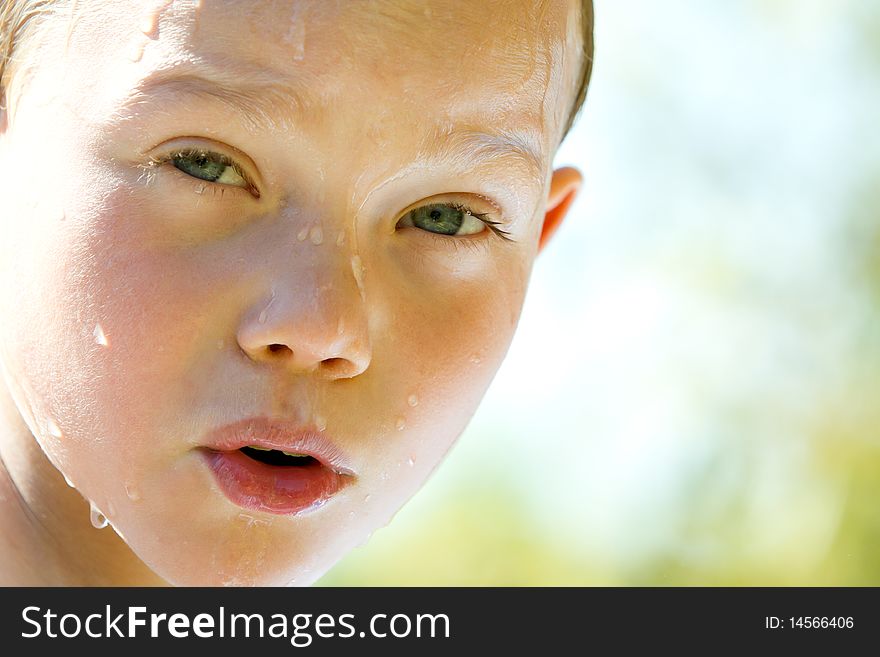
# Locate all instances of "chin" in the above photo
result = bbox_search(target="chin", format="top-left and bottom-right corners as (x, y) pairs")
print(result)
(122, 519), (357, 587)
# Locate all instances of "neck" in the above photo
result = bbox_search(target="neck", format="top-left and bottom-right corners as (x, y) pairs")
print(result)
(0, 379), (168, 586)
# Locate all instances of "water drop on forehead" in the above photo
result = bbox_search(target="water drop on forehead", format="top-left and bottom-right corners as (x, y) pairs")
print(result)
(284, 8), (307, 61)
(89, 502), (109, 529)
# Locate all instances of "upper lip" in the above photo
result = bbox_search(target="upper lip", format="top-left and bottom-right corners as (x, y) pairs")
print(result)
(202, 416), (354, 475)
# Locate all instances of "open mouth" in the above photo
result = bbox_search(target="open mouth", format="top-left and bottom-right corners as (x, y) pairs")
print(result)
(200, 417), (352, 515)
(202, 444), (348, 515)
(239, 445), (319, 467)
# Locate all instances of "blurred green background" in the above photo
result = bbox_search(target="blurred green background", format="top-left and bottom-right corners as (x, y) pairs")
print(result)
(320, 0), (880, 585)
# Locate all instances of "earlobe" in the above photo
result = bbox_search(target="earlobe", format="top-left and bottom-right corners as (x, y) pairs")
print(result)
(538, 166), (583, 254)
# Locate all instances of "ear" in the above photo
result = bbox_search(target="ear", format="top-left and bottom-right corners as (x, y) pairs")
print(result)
(538, 166), (583, 254)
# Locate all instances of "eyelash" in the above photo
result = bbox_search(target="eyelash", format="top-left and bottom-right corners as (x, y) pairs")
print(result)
(147, 148), (516, 243)
(436, 203), (515, 243)
(147, 147), (258, 198)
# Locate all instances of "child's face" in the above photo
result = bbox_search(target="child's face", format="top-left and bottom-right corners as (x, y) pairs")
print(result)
(0, 0), (581, 585)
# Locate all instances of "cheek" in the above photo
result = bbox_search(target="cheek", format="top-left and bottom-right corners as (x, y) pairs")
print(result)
(355, 243), (532, 514)
(2, 184), (233, 549)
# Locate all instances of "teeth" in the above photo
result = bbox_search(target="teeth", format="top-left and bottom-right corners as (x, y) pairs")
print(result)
(247, 445), (308, 458)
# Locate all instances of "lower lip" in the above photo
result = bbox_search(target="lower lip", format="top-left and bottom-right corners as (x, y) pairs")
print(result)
(201, 449), (348, 515)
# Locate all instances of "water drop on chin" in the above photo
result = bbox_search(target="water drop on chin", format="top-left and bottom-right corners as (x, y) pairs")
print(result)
(63, 473), (76, 489)
(89, 502), (109, 529)
(108, 520), (127, 542)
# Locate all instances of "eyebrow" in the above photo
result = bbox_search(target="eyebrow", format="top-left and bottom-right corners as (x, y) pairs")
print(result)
(119, 61), (546, 181)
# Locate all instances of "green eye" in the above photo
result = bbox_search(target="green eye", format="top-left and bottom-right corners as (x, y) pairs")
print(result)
(171, 149), (248, 187)
(405, 203), (487, 236)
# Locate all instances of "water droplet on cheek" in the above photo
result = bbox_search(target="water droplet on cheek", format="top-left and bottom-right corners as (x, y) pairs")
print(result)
(469, 353), (482, 365)
(395, 417), (406, 431)
(363, 494), (371, 502)
(309, 224), (324, 245)
(46, 418), (62, 438)
(297, 225), (309, 242)
(407, 455), (416, 467)
(336, 231), (345, 247)
(89, 502), (108, 529)
(216, 339), (225, 350)
(128, 40), (145, 62)
(93, 324), (108, 347)
(125, 483), (141, 501)
(407, 394), (419, 407)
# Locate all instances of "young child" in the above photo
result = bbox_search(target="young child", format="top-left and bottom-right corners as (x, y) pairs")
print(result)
(0, 0), (593, 586)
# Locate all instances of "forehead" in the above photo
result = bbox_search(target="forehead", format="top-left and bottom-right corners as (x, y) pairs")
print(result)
(63, 0), (578, 153)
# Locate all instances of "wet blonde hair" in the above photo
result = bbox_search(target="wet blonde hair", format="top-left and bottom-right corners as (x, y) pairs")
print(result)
(0, 0), (594, 137)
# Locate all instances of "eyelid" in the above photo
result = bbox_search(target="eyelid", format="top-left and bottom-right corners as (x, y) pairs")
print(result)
(396, 194), (515, 242)
(145, 137), (262, 198)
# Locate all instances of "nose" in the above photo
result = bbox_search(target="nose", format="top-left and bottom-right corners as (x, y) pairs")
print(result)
(237, 263), (372, 380)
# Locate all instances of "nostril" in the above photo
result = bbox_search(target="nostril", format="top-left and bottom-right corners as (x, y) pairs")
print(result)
(321, 357), (356, 378)
(267, 343), (290, 354)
